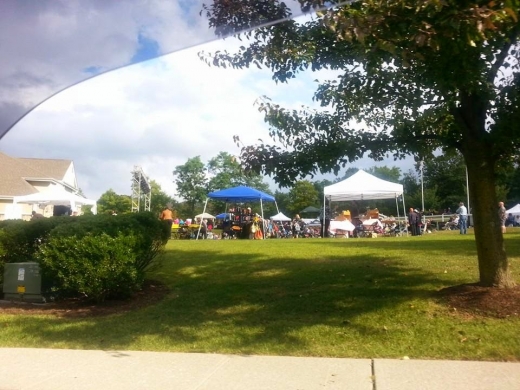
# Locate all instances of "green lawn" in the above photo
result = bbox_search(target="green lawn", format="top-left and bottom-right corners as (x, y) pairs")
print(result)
(1, 229), (519, 361)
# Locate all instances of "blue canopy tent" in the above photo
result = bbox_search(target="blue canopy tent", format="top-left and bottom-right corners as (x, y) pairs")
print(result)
(208, 186), (275, 202)
(198, 186), (279, 239)
(215, 212), (231, 219)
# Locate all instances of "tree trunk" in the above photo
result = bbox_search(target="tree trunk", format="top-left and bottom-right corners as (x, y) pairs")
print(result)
(463, 134), (516, 288)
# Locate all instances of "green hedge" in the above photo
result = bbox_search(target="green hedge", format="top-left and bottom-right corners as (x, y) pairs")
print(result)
(0, 216), (76, 282)
(47, 212), (170, 273)
(38, 233), (140, 302)
(0, 212), (170, 301)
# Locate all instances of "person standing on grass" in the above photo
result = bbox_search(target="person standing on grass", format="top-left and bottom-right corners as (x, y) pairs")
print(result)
(408, 208), (420, 236)
(498, 201), (507, 234)
(319, 206), (332, 238)
(200, 218), (208, 239)
(160, 205), (175, 236)
(456, 202), (468, 235)
(292, 214), (301, 239)
(414, 209), (422, 235)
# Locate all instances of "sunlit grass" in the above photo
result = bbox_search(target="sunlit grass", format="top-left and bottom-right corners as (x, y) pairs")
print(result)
(1, 229), (519, 360)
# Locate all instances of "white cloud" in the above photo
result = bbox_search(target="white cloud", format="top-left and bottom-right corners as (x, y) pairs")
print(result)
(0, 6), (413, 203)
(0, 37), (289, 200)
(0, 0), (220, 140)
(0, 0), (322, 139)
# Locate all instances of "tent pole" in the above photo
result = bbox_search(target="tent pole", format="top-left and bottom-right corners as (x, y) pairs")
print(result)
(275, 200), (280, 214)
(395, 195), (401, 236)
(196, 198), (209, 241)
(260, 199), (265, 240)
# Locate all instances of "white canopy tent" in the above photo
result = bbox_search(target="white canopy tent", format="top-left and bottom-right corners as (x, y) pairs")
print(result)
(323, 170), (406, 235)
(194, 212), (215, 220)
(12, 190), (97, 215)
(270, 212), (291, 221)
(506, 204), (520, 216)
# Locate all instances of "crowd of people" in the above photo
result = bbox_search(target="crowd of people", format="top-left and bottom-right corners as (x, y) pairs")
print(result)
(409, 200), (518, 235)
(159, 199), (519, 240)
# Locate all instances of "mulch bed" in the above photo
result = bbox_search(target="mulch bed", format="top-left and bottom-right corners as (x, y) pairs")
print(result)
(436, 283), (520, 318)
(0, 280), (169, 318)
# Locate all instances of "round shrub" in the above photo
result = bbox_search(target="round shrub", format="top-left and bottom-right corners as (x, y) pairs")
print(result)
(0, 216), (77, 284)
(38, 233), (140, 302)
(48, 212), (170, 274)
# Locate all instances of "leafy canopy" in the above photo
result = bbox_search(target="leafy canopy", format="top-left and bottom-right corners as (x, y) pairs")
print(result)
(202, 0), (520, 185)
(97, 189), (132, 215)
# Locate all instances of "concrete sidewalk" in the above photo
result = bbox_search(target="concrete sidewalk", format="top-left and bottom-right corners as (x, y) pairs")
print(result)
(0, 348), (519, 390)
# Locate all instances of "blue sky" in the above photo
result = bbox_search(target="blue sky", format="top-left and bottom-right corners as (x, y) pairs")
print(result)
(0, 2), (412, 201)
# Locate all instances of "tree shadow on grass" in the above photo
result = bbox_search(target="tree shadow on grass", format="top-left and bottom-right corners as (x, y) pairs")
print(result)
(0, 244), (472, 355)
(307, 236), (478, 254)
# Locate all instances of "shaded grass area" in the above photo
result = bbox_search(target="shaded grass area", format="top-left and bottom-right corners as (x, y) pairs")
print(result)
(1, 230), (519, 360)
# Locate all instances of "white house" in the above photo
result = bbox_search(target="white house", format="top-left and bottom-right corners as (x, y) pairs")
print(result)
(0, 152), (81, 220)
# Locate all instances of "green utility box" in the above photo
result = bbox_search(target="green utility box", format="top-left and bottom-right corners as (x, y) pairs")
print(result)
(3, 262), (44, 302)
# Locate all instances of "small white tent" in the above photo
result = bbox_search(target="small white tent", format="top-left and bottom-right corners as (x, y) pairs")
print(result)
(323, 170), (406, 235)
(12, 189), (97, 215)
(506, 204), (520, 216)
(194, 212), (215, 220)
(270, 212), (291, 221)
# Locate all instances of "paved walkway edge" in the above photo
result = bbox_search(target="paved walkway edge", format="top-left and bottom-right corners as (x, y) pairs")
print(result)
(0, 348), (519, 390)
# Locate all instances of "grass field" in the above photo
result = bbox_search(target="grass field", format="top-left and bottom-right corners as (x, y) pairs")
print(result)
(1, 229), (519, 361)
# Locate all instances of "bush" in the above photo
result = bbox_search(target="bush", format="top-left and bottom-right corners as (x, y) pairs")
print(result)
(38, 233), (140, 302)
(48, 212), (170, 273)
(0, 217), (76, 284)
(0, 213), (169, 300)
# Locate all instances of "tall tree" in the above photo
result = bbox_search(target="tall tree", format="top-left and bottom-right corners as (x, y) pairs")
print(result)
(207, 151), (269, 192)
(173, 156), (208, 217)
(97, 189), (132, 215)
(312, 178), (334, 201)
(203, 0), (520, 287)
(402, 169), (441, 214)
(333, 167), (359, 183)
(367, 166), (401, 183)
(505, 164), (520, 205)
(205, 151), (272, 215)
(424, 152), (468, 212)
(147, 180), (178, 217)
(287, 180), (320, 215)
(273, 189), (291, 216)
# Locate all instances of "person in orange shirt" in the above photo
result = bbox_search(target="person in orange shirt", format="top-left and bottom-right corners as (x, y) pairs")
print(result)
(160, 206), (175, 235)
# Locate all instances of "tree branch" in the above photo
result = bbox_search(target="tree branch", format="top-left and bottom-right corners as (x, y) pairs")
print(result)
(488, 23), (520, 84)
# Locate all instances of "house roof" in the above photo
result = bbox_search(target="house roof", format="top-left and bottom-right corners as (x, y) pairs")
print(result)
(0, 152), (72, 197)
(17, 157), (71, 180)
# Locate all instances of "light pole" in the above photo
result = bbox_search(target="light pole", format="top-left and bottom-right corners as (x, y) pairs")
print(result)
(420, 161), (426, 231)
(420, 161), (425, 213)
